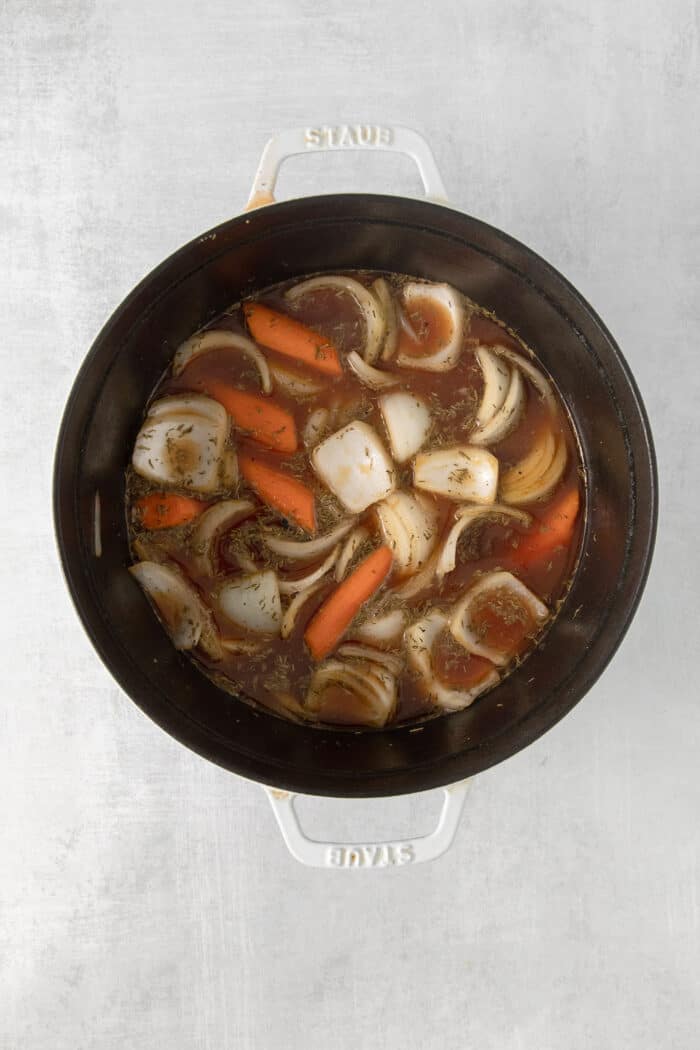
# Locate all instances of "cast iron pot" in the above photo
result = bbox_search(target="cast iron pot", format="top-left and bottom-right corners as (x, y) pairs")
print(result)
(54, 126), (657, 867)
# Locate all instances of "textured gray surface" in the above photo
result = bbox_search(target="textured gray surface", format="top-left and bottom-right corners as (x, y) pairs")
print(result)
(2, 1), (699, 1047)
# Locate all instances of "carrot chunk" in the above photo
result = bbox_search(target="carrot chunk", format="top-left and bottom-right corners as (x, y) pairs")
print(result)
(512, 487), (581, 567)
(205, 382), (298, 453)
(244, 302), (342, 376)
(239, 451), (316, 533)
(134, 493), (206, 530)
(304, 546), (393, 660)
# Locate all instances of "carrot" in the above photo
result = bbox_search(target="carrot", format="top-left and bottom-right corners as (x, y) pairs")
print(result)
(304, 546), (394, 660)
(205, 381), (298, 453)
(244, 303), (343, 377)
(239, 451), (316, 533)
(134, 493), (206, 530)
(512, 487), (581, 567)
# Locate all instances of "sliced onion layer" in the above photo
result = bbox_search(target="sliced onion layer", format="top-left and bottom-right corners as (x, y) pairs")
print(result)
(278, 544), (340, 596)
(305, 658), (397, 727)
(335, 525), (369, 581)
(173, 330), (272, 393)
(129, 560), (222, 659)
(375, 490), (439, 576)
(436, 504), (532, 579)
(280, 579), (326, 639)
(264, 517), (356, 562)
(286, 275), (386, 364)
(350, 608), (408, 646)
(379, 391), (432, 462)
(270, 362), (325, 399)
(494, 346), (556, 411)
(413, 446), (499, 503)
(405, 611), (499, 712)
(132, 395), (229, 494)
(396, 282), (465, 372)
(373, 278), (399, 361)
(346, 351), (400, 390)
(500, 428), (567, 504)
(191, 499), (256, 576)
(218, 570), (282, 635)
(336, 642), (404, 676)
(302, 407), (331, 448)
(471, 348), (525, 446)
(449, 571), (548, 665)
(311, 421), (395, 513)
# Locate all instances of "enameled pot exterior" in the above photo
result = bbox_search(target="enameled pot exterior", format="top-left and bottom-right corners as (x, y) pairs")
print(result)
(54, 184), (656, 800)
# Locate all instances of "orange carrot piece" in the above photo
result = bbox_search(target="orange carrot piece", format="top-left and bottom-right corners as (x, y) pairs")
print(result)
(304, 546), (394, 660)
(205, 382), (298, 453)
(239, 451), (316, 533)
(244, 302), (343, 377)
(134, 493), (206, 530)
(512, 487), (581, 567)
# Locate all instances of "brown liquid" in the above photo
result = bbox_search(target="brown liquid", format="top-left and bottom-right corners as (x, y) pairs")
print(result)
(126, 273), (583, 728)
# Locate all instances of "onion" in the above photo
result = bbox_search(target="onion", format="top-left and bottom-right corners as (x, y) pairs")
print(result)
(471, 349), (525, 446)
(379, 391), (432, 462)
(264, 518), (356, 561)
(335, 525), (369, 580)
(302, 407), (331, 448)
(375, 490), (439, 576)
(500, 429), (567, 504)
(270, 362), (324, 399)
(405, 611), (499, 712)
(396, 282), (465, 372)
(311, 421), (395, 514)
(173, 330), (272, 393)
(413, 445), (499, 503)
(280, 579), (326, 640)
(305, 659), (397, 727)
(336, 643), (404, 676)
(132, 395), (229, 494)
(129, 560), (222, 659)
(286, 274), (386, 364)
(373, 278), (399, 361)
(351, 608), (408, 646)
(221, 449), (239, 488)
(436, 504), (532, 579)
(191, 499), (256, 576)
(220, 638), (264, 655)
(494, 346), (556, 410)
(391, 550), (440, 599)
(449, 571), (548, 665)
(346, 351), (400, 390)
(278, 545), (340, 596)
(218, 570), (282, 634)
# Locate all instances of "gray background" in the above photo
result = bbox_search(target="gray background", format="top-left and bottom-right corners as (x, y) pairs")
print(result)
(3, 1), (698, 1047)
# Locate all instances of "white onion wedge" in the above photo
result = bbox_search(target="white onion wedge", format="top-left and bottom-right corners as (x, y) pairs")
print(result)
(191, 499), (256, 576)
(280, 579), (326, 639)
(336, 643), (404, 677)
(285, 274), (386, 364)
(405, 611), (499, 712)
(173, 330), (272, 393)
(132, 395), (229, 494)
(414, 446), (499, 503)
(391, 551), (440, 600)
(264, 518), (356, 562)
(500, 430), (567, 504)
(305, 659), (397, 727)
(396, 282), (465, 372)
(373, 278), (399, 361)
(346, 351), (400, 390)
(278, 545), (340, 596)
(375, 491), (439, 576)
(311, 421), (395, 513)
(302, 407), (331, 448)
(436, 504), (532, 579)
(218, 570), (282, 635)
(475, 347), (510, 428)
(449, 571), (548, 665)
(379, 391), (432, 462)
(270, 362), (325, 399)
(351, 608), (408, 646)
(471, 350), (525, 446)
(129, 561), (222, 659)
(220, 638), (264, 655)
(335, 525), (369, 581)
(494, 346), (556, 410)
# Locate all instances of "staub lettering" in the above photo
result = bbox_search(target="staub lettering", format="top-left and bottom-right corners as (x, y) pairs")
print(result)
(304, 125), (393, 149)
(326, 843), (415, 868)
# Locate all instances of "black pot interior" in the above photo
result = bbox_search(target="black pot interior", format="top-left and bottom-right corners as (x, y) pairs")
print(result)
(54, 195), (656, 796)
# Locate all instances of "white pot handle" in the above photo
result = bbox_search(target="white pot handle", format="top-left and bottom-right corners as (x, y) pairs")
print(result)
(246, 124), (448, 209)
(264, 780), (469, 868)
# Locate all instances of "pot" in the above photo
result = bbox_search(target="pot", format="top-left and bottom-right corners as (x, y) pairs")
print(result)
(54, 125), (657, 867)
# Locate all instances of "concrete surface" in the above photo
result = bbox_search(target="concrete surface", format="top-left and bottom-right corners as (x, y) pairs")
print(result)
(2, 1), (699, 1047)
